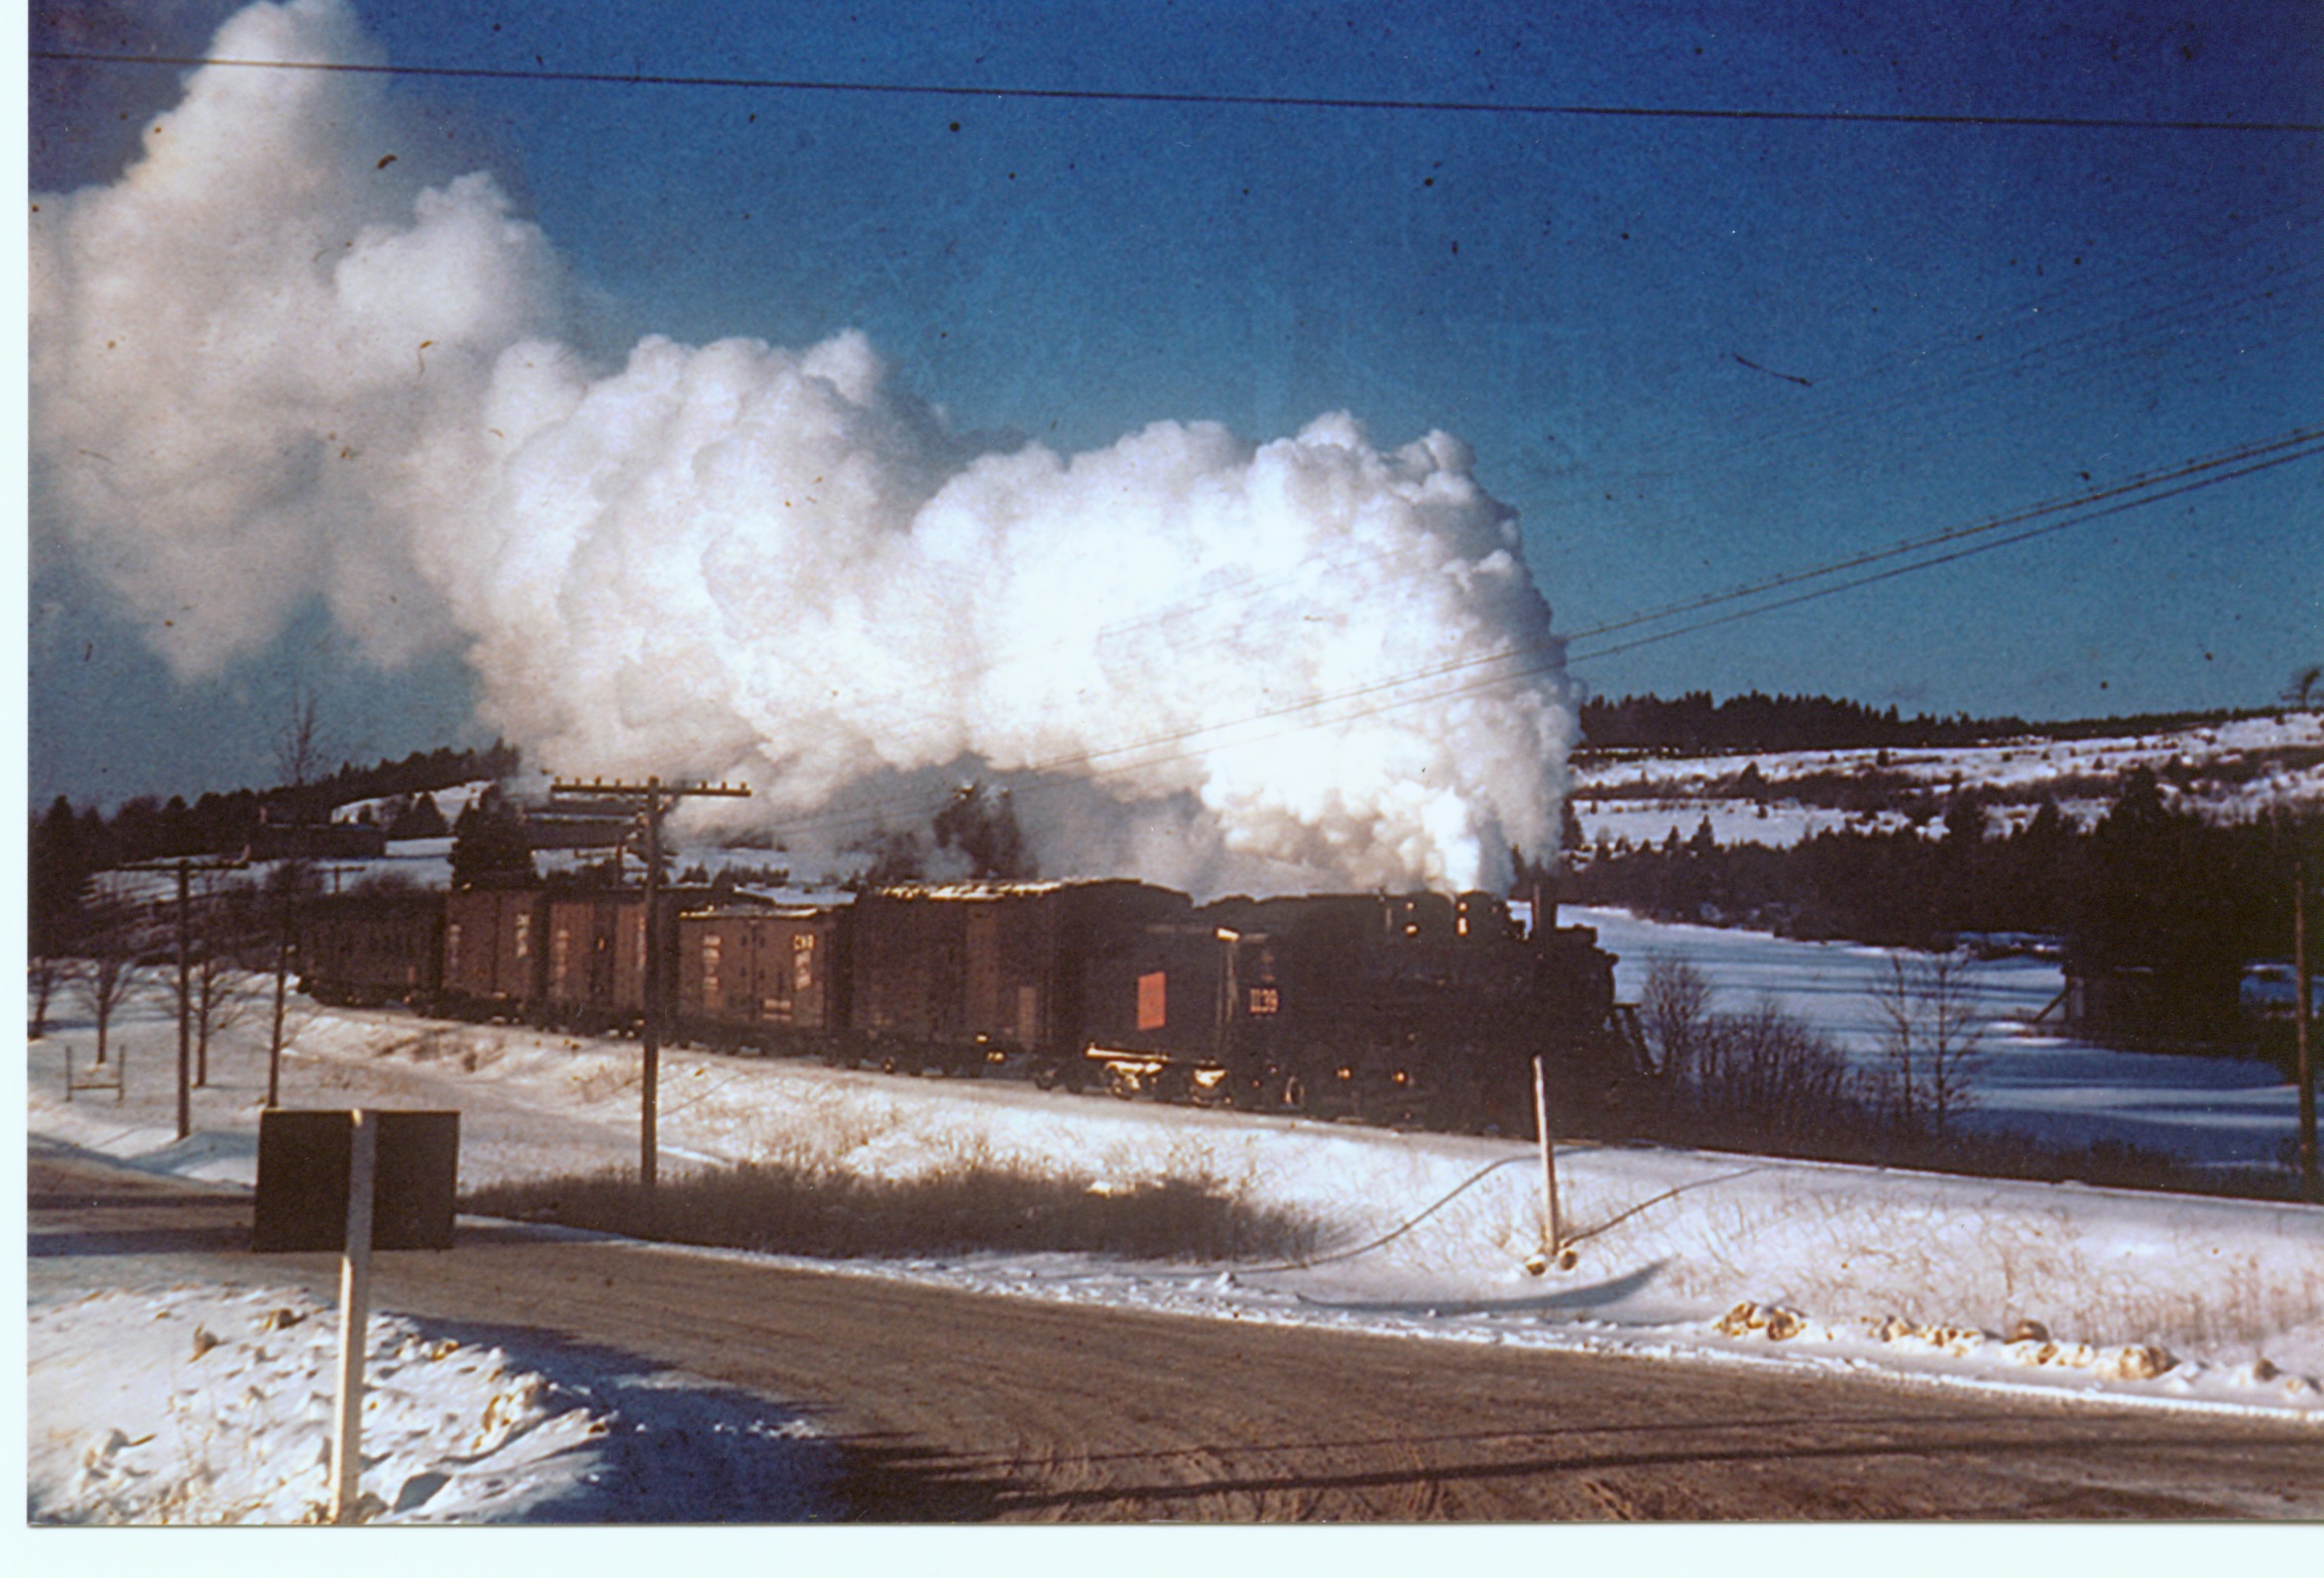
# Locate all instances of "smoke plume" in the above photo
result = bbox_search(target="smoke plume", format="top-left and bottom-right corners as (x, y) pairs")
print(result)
(31, 0), (1580, 894)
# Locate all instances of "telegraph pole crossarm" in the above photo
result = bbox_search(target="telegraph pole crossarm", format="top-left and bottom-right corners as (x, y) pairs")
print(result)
(123, 853), (249, 1142)
(546, 777), (752, 1192)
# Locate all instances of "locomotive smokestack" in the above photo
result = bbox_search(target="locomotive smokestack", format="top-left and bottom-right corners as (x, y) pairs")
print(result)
(1532, 873), (1557, 939)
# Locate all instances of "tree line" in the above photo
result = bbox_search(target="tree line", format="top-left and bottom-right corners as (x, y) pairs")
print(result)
(1575, 689), (2278, 756)
(1564, 768), (2320, 1041)
(32, 742), (518, 884)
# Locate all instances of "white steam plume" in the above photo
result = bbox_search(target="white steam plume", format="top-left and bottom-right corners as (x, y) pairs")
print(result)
(31, 0), (1579, 894)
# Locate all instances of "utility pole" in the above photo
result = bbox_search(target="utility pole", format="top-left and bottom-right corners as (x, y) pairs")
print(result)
(124, 854), (245, 1142)
(548, 776), (750, 1191)
(2297, 846), (2316, 1204)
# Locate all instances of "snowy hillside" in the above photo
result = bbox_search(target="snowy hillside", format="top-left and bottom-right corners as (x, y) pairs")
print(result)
(1571, 710), (2324, 850)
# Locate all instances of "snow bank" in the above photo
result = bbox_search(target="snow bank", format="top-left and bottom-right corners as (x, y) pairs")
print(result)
(30, 981), (2324, 1439)
(31, 1284), (608, 1523)
(25, 1282), (839, 1524)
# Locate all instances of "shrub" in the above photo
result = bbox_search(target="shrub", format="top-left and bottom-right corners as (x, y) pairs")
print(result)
(464, 1157), (1327, 1263)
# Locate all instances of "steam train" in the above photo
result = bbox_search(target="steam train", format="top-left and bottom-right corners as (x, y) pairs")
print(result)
(298, 877), (1645, 1133)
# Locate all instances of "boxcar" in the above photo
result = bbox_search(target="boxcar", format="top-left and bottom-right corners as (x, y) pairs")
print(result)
(441, 888), (548, 1017)
(542, 890), (703, 1033)
(674, 904), (852, 1054)
(298, 890), (444, 1007)
(848, 880), (1190, 1074)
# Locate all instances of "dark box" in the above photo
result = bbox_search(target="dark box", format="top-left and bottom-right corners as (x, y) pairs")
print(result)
(252, 1109), (460, 1252)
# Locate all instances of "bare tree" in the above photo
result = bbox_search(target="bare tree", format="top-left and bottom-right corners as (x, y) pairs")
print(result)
(274, 680), (328, 792)
(261, 859), (321, 1106)
(66, 896), (146, 1066)
(1696, 999), (1864, 1142)
(2286, 664), (2324, 713)
(29, 955), (68, 1038)
(1871, 951), (1988, 1140)
(1640, 955), (1712, 1081)
(192, 944), (251, 1088)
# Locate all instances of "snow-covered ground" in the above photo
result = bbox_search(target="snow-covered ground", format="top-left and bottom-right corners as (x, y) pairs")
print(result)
(27, 929), (2324, 1522)
(1572, 907), (2303, 1170)
(1571, 711), (2324, 850)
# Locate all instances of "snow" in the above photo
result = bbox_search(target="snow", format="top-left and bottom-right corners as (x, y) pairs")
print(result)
(27, 929), (2324, 1522)
(1572, 711), (2324, 849)
(1571, 907), (2306, 1170)
(25, 1281), (838, 1525)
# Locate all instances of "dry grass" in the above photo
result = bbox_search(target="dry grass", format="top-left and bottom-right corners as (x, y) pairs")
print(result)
(464, 1155), (1328, 1263)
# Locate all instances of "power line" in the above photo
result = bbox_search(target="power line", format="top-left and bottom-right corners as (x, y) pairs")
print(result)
(694, 427), (2324, 844)
(34, 50), (2324, 135)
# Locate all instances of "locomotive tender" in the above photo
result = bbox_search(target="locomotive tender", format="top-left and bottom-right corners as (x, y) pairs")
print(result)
(299, 877), (1643, 1133)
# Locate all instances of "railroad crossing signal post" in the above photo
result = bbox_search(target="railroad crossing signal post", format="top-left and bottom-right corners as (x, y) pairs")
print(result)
(549, 776), (751, 1192)
(123, 854), (246, 1142)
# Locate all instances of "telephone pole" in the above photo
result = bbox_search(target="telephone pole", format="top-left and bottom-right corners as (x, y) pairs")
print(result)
(2297, 846), (2316, 1203)
(123, 854), (247, 1141)
(548, 776), (750, 1191)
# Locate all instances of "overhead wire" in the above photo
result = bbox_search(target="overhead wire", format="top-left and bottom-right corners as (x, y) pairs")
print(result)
(699, 424), (2324, 845)
(33, 49), (2324, 135)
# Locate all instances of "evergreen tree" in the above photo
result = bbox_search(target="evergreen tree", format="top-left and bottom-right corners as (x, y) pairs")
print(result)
(449, 789), (538, 888)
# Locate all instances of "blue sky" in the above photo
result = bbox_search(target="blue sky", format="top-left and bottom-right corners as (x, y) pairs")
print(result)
(26, 0), (2324, 810)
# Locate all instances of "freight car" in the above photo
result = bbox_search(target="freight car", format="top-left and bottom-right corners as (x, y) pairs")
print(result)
(674, 904), (852, 1057)
(440, 887), (547, 1019)
(297, 876), (1643, 1134)
(842, 880), (1190, 1075)
(297, 889), (444, 1008)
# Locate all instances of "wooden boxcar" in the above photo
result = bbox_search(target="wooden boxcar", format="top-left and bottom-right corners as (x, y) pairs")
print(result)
(848, 880), (1190, 1074)
(541, 890), (702, 1033)
(297, 890), (444, 1007)
(441, 888), (548, 1017)
(674, 905), (852, 1054)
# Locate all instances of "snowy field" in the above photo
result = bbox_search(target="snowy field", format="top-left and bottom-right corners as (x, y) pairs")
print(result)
(27, 931), (2324, 1522)
(1572, 908), (2305, 1170)
(1571, 712), (2324, 850)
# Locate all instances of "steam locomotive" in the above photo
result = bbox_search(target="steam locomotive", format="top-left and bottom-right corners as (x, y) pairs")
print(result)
(298, 877), (1645, 1133)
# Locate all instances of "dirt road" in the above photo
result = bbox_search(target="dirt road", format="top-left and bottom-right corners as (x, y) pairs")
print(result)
(30, 1141), (2324, 1521)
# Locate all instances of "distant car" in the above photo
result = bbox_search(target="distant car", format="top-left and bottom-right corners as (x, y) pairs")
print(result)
(2240, 961), (2322, 1019)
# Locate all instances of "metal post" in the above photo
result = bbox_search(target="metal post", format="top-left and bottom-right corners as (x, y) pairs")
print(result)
(175, 861), (192, 1141)
(1533, 1055), (1562, 1260)
(331, 1108), (377, 1523)
(641, 778), (661, 1195)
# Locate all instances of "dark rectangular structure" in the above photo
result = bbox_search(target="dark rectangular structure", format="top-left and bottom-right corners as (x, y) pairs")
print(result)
(252, 1108), (460, 1253)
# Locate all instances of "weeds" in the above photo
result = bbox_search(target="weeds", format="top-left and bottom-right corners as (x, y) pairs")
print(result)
(464, 1157), (1328, 1263)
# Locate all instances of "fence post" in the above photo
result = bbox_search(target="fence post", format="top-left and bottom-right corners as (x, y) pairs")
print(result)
(330, 1109), (377, 1523)
(1533, 1056), (1564, 1264)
